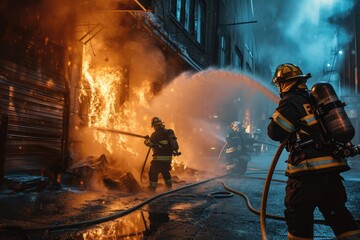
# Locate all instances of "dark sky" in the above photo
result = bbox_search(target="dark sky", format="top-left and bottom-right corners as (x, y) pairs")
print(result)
(252, 0), (356, 85)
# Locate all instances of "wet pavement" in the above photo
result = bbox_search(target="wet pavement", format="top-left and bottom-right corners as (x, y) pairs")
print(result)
(0, 150), (359, 240)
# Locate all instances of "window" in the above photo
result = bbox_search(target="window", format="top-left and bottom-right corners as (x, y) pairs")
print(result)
(184, 0), (191, 31)
(234, 46), (243, 69)
(171, 0), (205, 45)
(220, 35), (226, 67)
(219, 34), (231, 67)
(246, 62), (252, 72)
(194, 0), (205, 44)
(171, 0), (182, 21)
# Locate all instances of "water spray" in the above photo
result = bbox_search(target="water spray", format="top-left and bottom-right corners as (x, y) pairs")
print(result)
(254, 140), (278, 148)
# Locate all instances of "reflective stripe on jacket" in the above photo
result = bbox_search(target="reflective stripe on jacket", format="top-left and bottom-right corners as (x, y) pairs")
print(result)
(149, 127), (174, 160)
(153, 155), (172, 161)
(267, 90), (350, 176)
(286, 156), (349, 175)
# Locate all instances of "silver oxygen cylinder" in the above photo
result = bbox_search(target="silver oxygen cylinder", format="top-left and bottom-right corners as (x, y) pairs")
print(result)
(310, 82), (355, 144)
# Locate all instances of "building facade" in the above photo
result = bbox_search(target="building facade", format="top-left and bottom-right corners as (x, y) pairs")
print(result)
(0, 0), (264, 178)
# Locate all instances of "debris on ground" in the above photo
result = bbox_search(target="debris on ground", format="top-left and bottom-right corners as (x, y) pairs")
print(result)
(104, 172), (141, 193)
(3, 175), (49, 192)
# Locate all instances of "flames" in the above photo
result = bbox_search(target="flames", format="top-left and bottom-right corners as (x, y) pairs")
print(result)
(78, 48), (153, 161)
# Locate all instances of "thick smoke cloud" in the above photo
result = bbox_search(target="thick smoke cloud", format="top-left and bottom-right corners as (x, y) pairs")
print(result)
(253, 0), (356, 85)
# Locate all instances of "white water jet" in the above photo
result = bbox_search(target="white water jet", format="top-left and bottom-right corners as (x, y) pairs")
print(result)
(147, 68), (279, 171)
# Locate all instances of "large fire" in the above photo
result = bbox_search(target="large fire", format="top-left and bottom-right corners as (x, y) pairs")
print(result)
(77, 47), (154, 168)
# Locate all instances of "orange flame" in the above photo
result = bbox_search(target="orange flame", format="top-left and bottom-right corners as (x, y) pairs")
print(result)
(78, 48), (154, 162)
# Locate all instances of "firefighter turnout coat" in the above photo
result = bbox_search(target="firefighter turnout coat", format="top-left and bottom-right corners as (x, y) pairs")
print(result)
(267, 89), (350, 176)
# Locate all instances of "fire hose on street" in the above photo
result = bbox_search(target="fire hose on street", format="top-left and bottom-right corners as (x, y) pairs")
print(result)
(1, 128), (359, 238)
(1, 167), (358, 238)
(256, 135), (360, 240)
(216, 140), (279, 167)
(215, 134), (360, 240)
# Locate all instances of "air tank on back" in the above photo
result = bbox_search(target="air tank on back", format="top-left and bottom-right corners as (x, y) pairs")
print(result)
(310, 82), (355, 144)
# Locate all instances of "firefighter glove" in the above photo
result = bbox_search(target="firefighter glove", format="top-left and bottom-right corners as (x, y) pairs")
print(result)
(144, 138), (154, 147)
(173, 151), (181, 156)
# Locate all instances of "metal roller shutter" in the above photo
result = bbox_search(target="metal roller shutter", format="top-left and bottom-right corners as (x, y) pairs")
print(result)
(0, 29), (67, 174)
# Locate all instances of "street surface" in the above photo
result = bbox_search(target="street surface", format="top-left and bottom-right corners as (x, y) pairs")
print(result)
(0, 149), (359, 240)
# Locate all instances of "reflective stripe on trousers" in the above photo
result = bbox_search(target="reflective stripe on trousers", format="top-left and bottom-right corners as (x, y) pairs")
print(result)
(286, 156), (348, 175)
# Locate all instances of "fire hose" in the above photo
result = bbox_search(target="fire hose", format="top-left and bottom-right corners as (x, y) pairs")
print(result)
(1, 128), (358, 237)
(259, 136), (289, 240)
(216, 135), (360, 240)
(95, 127), (151, 183)
(95, 127), (149, 139)
(257, 136), (360, 240)
(141, 147), (151, 183)
(16, 175), (226, 232)
(1, 171), (359, 237)
(94, 127), (181, 183)
(216, 140), (279, 167)
(214, 136), (289, 240)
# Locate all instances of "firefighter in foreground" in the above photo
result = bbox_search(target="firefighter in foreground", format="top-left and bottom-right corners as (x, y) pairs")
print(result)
(267, 63), (360, 239)
(144, 117), (180, 191)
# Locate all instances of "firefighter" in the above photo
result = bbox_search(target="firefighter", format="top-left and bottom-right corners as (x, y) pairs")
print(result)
(253, 128), (263, 154)
(226, 121), (253, 158)
(267, 63), (360, 239)
(144, 117), (180, 191)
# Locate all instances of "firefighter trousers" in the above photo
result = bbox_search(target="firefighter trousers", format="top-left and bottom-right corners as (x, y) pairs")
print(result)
(284, 172), (359, 239)
(148, 160), (172, 188)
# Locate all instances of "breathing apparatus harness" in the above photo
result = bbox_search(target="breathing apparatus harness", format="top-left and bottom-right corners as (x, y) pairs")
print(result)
(261, 68), (360, 239)
(285, 82), (360, 159)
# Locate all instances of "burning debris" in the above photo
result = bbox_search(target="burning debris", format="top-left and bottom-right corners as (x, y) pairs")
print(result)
(68, 154), (141, 192)
(103, 172), (141, 193)
(69, 154), (109, 178)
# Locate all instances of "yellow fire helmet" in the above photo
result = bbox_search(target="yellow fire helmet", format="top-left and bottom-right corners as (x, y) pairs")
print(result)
(272, 63), (311, 93)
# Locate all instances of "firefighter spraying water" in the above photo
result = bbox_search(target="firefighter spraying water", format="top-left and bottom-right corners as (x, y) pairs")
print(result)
(266, 63), (360, 240)
(144, 117), (180, 191)
(216, 121), (278, 175)
(224, 121), (254, 175)
(95, 117), (181, 192)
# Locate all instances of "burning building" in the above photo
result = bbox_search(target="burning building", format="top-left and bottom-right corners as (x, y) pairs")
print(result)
(0, 0), (274, 186)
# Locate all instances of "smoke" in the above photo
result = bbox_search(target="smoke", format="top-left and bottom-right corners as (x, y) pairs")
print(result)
(147, 68), (279, 170)
(253, 0), (356, 85)
(72, 9), (167, 175)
